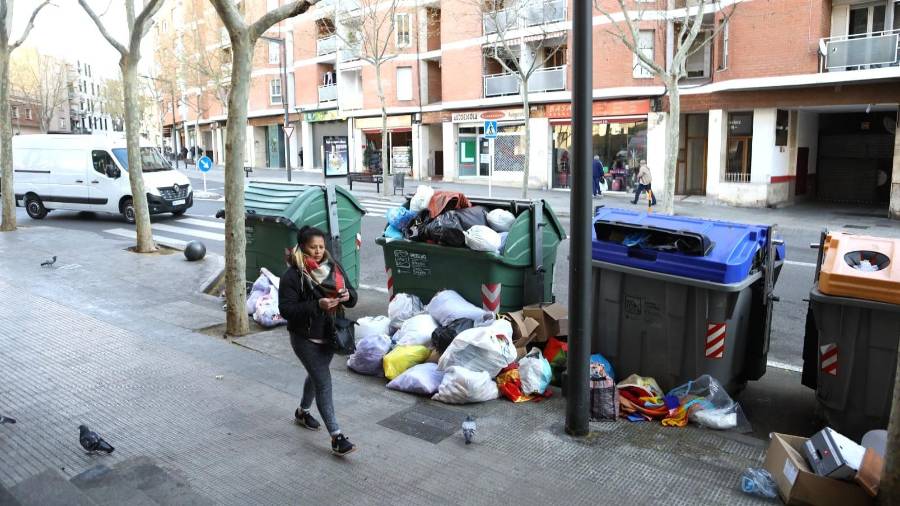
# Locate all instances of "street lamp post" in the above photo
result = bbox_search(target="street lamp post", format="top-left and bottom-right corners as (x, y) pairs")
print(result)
(260, 35), (292, 182)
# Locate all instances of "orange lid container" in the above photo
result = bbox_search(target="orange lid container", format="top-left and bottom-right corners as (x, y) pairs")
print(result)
(818, 232), (900, 305)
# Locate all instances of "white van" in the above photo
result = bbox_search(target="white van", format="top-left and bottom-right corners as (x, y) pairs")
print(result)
(12, 134), (193, 223)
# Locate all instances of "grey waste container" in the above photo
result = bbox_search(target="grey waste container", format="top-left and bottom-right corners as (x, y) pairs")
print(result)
(590, 208), (783, 394)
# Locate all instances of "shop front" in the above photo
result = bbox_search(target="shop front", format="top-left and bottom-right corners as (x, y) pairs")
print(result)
(354, 115), (413, 175)
(546, 100), (651, 191)
(450, 109), (527, 183)
(302, 109), (348, 175)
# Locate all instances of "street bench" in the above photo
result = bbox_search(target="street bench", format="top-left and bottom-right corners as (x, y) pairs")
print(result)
(347, 172), (383, 192)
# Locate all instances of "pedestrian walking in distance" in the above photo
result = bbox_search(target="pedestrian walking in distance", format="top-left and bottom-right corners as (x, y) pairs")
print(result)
(592, 155), (604, 199)
(632, 160), (657, 206)
(279, 226), (358, 457)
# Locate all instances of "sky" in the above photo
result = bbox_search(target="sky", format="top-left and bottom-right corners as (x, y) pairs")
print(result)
(10, 0), (153, 79)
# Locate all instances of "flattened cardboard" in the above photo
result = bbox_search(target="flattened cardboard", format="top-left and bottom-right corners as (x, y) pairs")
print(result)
(502, 312), (540, 342)
(764, 433), (873, 506)
(523, 303), (569, 342)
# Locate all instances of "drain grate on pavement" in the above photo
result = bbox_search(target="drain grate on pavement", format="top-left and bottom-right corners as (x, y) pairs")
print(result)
(377, 402), (465, 444)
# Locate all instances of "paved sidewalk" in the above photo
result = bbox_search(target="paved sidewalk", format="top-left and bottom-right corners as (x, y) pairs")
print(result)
(0, 224), (815, 504)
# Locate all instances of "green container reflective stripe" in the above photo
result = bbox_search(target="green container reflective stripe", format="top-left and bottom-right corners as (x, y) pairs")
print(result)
(243, 182), (365, 285)
(376, 199), (565, 314)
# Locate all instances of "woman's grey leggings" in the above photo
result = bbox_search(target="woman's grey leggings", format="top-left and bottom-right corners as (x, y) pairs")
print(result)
(289, 333), (340, 435)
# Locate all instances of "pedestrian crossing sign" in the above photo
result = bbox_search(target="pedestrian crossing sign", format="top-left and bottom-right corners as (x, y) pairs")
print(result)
(484, 120), (498, 139)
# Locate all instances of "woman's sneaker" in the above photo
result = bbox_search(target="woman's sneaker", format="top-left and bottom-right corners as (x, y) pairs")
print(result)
(294, 409), (320, 431)
(331, 434), (355, 456)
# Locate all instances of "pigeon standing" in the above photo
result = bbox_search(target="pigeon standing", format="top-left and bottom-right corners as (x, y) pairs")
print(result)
(0, 415), (16, 425)
(462, 415), (476, 445)
(41, 256), (57, 267)
(79, 425), (114, 453)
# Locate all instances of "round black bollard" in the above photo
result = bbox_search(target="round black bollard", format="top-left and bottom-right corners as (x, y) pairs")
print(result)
(184, 241), (206, 261)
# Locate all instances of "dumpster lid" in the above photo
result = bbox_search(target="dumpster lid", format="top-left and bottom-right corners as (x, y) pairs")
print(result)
(243, 181), (365, 227)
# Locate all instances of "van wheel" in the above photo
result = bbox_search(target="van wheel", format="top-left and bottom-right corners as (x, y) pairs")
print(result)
(25, 195), (48, 220)
(121, 198), (136, 224)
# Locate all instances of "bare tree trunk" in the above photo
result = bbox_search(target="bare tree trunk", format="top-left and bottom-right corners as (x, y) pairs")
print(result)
(223, 38), (252, 336)
(375, 62), (390, 196)
(520, 79), (531, 199)
(662, 77), (679, 215)
(880, 351), (900, 505)
(122, 60), (156, 251)
(0, 47), (14, 232)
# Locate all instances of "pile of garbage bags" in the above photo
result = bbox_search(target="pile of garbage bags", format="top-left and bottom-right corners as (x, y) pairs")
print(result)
(346, 289), (554, 404)
(382, 185), (516, 255)
(246, 268), (287, 328)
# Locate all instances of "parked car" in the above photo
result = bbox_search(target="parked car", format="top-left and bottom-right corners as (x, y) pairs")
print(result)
(12, 134), (193, 223)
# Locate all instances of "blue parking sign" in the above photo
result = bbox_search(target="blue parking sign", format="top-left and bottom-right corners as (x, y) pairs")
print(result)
(197, 155), (212, 173)
(484, 120), (498, 139)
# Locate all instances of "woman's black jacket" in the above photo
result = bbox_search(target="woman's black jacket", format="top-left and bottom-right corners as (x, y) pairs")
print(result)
(278, 260), (358, 340)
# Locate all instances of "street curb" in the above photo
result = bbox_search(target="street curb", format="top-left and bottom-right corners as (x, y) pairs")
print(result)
(198, 254), (226, 296)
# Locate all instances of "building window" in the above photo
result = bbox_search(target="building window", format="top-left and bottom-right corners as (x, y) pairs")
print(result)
(25, 109), (32, 120)
(634, 30), (654, 78)
(59, 118), (66, 129)
(717, 20), (729, 70)
(725, 111), (754, 181)
(395, 13), (411, 48)
(269, 78), (282, 104)
(268, 41), (280, 64)
(396, 67), (413, 100)
(12, 106), (18, 119)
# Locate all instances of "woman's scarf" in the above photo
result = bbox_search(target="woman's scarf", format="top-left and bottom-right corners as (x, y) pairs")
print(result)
(303, 255), (345, 297)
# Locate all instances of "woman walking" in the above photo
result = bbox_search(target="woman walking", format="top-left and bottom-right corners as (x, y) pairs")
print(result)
(279, 226), (358, 456)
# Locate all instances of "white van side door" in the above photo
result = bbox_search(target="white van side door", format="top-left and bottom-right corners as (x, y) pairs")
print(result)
(46, 149), (93, 211)
(89, 150), (123, 212)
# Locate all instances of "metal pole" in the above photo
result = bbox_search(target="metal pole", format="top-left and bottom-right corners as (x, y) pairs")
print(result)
(564, 0), (592, 437)
(281, 40), (292, 182)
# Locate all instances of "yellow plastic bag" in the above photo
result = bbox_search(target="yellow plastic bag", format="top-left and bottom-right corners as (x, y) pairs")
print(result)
(383, 345), (431, 380)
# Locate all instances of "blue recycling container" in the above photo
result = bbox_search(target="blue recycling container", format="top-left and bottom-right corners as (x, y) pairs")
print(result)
(592, 208), (784, 284)
(590, 208), (784, 393)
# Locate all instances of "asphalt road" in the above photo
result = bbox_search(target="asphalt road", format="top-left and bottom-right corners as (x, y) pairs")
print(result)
(14, 171), (821, 370)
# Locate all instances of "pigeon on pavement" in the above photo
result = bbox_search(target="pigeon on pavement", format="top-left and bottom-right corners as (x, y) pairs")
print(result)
(79, 425), (114, 453)
(462, 415), (476, 445)
(41, 256), (57, 267)
(0, 415), (16, 424)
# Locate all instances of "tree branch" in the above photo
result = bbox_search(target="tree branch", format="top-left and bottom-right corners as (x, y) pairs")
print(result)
(134, 0), (166, 46)
(77, 0), (128, 56)
(250, 0), (318, 41)
(11, 0), (52, 51)
(209, 0), (248, 34)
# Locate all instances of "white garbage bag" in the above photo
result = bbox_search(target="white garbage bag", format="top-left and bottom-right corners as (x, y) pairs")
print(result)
(464, 225), (502, 253)
(347, 334), (392, 376)
(432, 366), (499, 404)
(356, 316), (392, 343)
(394, 314), (439, 347)
(486, 209), (516, 232)
(386, 363), (445, 395)
(427, 290), (493, 326)
(388, 293), (425, 325)
(252, 287), (286, 328)
(409, 185), (435, 213)
(518, 348), (552, 395)
(437, 319), (515, 378)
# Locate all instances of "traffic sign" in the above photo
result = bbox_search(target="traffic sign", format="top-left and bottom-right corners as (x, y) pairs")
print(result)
(197, 155), (213, 173)
(284, 125), (294, 138)
(484, 120), (498, 139)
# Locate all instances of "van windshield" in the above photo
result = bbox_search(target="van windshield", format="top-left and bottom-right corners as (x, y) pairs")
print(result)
(111, 147), (172, 172)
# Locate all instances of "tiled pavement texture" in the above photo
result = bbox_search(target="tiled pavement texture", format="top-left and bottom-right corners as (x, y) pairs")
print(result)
(0, 226), (771, 505)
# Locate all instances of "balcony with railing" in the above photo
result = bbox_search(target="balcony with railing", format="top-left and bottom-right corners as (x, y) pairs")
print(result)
(483, 0), (566, 34)
(317, 35), (337, 56)
(820, 29), (900, 71)
(483, 65), (566, 97)
(339, 45), (361, 62)
(318, 84), (337, 103)
(723, 172), (751, 183)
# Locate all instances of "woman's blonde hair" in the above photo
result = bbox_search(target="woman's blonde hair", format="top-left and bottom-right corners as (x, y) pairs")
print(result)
(288, 243), (332, 270)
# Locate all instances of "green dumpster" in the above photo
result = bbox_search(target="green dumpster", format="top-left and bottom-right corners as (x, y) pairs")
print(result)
(375, 198), (566, 313)
(244, 181), (366, 286)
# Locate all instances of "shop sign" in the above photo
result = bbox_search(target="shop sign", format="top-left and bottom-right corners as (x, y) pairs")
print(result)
(323, 136), (349, 176)
(356, 115), (412, 130)
(451, 109), (526, 123)
(391, 146), (412, 173)
(304, 109), (342, 123)
(545, 100), (651, 119)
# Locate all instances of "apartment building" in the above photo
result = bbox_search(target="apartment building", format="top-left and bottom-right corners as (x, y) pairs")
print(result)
(68, 60), (121, 136)
(157, 0), (900, 215)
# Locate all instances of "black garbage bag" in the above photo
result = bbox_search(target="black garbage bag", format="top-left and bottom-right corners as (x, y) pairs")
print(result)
(455, 206), (488, 230)
(423, 212), (466, 247)
(431, 318), (475, 354)
(404, 209), (433, 242)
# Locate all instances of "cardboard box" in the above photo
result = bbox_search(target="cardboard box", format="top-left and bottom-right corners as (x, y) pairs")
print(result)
(764, 433), (873, 506)
(522, 303), (568, 342)
(502, 312), (539, 342)
(854, 448), (884, 498)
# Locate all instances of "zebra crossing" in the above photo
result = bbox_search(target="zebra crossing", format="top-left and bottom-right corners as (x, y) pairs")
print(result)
(103, 215), (225, 249)
(358, 198), (402, 219)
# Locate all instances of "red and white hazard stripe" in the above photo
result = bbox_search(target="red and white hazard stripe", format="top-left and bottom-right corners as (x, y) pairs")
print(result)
(386, 266), (394, 300)
(705, 322), (726, 359)
(481, 283), (501, 313)
(355, 233), (362, 251)
(820, 343), (838, 376)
